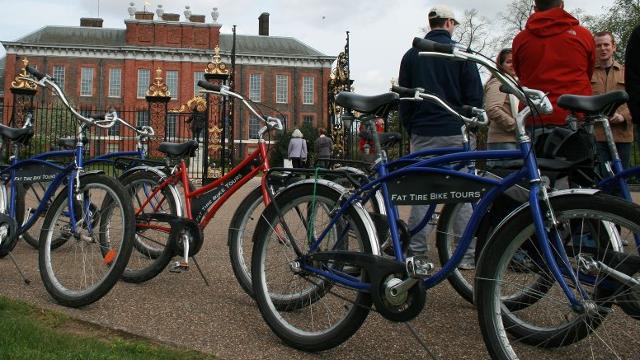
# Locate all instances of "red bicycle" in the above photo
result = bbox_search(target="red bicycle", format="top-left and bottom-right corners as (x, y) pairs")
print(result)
(120, 81), (284, 298)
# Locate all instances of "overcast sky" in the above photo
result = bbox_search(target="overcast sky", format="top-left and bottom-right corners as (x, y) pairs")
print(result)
(0, 0), (614, 94)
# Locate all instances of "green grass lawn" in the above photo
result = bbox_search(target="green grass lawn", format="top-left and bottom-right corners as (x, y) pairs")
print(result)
(0, 296), (213, 359)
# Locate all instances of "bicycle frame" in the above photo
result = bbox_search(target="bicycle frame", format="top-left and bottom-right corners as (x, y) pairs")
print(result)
(136, 139), (271, 231)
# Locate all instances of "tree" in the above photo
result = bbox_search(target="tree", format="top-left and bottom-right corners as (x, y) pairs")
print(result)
(497, 0), (534, 48)
(584, 0), (640, 62)
(454, 9), (495, 54)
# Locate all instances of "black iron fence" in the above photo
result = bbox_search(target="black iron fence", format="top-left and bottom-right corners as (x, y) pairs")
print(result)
(0, 102), (213, 180)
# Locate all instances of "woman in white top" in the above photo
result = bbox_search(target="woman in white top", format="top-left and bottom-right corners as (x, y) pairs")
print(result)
(288, 129), (308, 168)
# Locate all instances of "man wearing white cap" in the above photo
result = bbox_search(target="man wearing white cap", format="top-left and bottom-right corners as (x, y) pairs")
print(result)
(398, 5), (483, 269)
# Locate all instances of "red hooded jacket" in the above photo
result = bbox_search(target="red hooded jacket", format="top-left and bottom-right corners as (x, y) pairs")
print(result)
(512, 8), (595, 126)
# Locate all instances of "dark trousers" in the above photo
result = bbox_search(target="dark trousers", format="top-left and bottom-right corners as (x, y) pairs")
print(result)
(596, 142), (631, 174)
(291, 157), (305, 168)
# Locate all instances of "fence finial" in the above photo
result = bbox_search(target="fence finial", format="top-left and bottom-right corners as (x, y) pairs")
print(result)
(11, 57), (38, 91)
(146, 67), (170, 98)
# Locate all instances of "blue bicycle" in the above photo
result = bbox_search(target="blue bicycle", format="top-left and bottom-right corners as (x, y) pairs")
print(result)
(0, 66), (136, 308)
(250, 39), (640, 357)
(18, 110), (156, 249)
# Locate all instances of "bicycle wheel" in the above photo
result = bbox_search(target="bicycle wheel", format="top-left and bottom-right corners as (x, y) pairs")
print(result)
(252, 183), (373, 352)
(18, 182), (53, 249)
(119, 170), (177, 283)
(436, 202), (476, 303)
(228, 186), (267, 298)
(38, 173), (135, 307)
(0, 183), (21, 258)
(476, 192), (640, 359)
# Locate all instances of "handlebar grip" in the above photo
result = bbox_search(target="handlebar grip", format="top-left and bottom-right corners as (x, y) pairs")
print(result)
(391, 85), (419, 97)
(26, 65), (46, 80)
(412, 37), (453, 54)
(197, 80), (221, 92)
(460, 105), (475, 118)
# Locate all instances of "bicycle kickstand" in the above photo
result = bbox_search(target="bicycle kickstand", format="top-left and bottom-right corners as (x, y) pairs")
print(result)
(7, 251), (31, 285)
(191, 256), (210, 287)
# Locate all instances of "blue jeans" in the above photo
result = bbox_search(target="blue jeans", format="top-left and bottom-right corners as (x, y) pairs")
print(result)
(487, 142), (518, 167)
(407, 134), (475, 261)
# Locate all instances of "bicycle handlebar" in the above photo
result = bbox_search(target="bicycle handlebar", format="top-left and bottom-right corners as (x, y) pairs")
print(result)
(197, 81), (284, 134)
(25, 65), (46, 81)
(391, 85), (488, 126)
(412, 37), (455, 54)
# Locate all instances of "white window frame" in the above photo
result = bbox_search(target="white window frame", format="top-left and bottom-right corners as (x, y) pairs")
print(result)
(249, 74), (262, 102)
(137, 69), (150, 99)
(275, 75), (288, 104)
(303, 115), (314, 127)
(108, 68), (122, 98)
(303, 76), (314, 105)
(166, 70), (179, 100)
(80, 67), (94, 97)
(52, 66), (65, 91)
(249, 114), (260, 139)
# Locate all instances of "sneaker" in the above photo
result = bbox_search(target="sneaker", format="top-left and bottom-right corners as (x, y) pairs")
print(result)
(458, 261), (475, 271)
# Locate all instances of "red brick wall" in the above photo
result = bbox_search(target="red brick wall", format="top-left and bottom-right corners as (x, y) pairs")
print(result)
(125, 20), (220, 50)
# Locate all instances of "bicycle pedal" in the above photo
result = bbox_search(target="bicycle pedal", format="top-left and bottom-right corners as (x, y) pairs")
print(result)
(406, 255), (433, 278)
(169, 261), (189, 273)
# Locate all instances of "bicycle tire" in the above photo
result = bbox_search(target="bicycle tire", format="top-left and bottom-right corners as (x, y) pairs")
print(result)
(476, 192), (640, 359)
(0, 183), (22, 257)
(119, 169), (178, 283)
(228, 186), (265, 298)
(252, 183), (372, 352)
(38, 173), (135, 307)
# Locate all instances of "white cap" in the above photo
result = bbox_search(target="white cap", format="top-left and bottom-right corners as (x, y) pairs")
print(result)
(428, 5), (460, 25)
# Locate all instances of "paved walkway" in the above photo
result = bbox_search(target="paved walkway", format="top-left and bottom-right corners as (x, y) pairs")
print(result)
(0, 179), (627, 359)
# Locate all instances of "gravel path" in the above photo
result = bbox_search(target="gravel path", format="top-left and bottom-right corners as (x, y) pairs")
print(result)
(1, 179), (636, 359)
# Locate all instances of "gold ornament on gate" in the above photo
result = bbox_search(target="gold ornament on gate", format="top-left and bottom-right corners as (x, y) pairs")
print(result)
(146, 67), (170, 97)
(205, 45), (229, 75)
(11, 57), (37, 90)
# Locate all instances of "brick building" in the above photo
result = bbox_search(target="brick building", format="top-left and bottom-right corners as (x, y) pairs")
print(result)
(0, 8), (334, 157)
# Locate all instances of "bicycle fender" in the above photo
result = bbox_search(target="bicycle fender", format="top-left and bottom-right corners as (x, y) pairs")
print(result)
(334, 166), (386, 216)
(117, 166), (184, 217)
(284, 178), (381, 256)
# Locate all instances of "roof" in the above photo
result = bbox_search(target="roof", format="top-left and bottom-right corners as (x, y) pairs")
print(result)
(8, 26), (332, 59)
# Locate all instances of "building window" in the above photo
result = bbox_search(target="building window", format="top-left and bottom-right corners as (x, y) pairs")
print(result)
(280, 114), (288, 131)
(80, 67), (94, 97)
(249, 115), (260, 139)
(303, 115), (314, 127)
(52, 66), (65, 90)
(275, 75), (288, 104)
(166, 114), (177, 140)
(136, 111), (149, 128)
(137, 69), (150, 98)
(193, 71), (205, 97)
(249, 74), (261, 102)
(166, 71), (178, 100)
(108, 68), (121, 98)
(303, 76), (314, 104)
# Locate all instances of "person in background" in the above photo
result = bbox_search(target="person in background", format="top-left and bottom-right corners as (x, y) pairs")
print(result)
(288, 128), (307, 168)
(484, 48), (519, 160)
(398, 4), (483, 269)
(512, 0), (595, 126)
(314, 128), (333, 168)
(591, 31), (633, 170)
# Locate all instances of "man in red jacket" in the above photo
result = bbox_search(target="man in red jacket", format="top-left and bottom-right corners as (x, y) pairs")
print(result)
(512, 0), (595, 126)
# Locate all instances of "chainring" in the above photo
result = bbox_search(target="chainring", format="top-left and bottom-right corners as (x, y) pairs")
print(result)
(0, 213), (18, 256)
(371, 271), (426, 322)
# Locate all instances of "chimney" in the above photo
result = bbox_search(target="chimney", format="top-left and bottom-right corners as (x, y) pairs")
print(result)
(258, 12), (269, 36)
(134, 11), (154, 20)
(162, 13), (180, 21)
(189, 14), (206, 23)
(80, 17), (103, 28)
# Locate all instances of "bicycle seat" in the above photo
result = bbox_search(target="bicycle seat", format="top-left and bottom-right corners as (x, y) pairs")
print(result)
(0, 124), (34, 145)
(57, 137), (89, 150)
(335, 92), (399, 114)
(557, 91), (628, 116)
(359, 131), (402, 148)
(158, 140), (199, 158)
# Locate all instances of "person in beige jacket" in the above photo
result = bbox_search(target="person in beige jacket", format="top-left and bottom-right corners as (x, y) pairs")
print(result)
(484, 49), (519, 165)
(592, 31), (633, 170)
